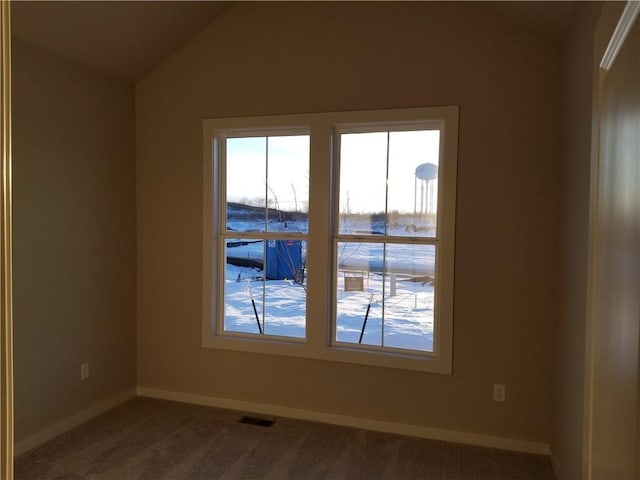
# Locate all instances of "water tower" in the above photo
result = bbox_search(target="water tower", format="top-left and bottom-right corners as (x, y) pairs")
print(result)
(414, 162), (438, 215)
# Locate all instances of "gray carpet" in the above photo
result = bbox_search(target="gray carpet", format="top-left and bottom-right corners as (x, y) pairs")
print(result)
(15, 397), (555, 479)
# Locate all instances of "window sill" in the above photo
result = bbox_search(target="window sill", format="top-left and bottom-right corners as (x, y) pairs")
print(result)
(202, 331), (452, 374)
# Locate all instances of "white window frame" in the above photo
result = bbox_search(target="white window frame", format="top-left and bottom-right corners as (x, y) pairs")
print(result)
(216, 128), (310, 341)
(203, 106), (458, 373)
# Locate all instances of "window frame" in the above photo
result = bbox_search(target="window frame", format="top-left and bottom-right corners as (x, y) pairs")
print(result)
(331, 123), (443, 356)
(202, 106), (458, 374)
(217, 128), (310, 341)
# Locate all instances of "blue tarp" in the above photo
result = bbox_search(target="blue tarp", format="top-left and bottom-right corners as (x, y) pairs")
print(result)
(265, 240), (303, 281)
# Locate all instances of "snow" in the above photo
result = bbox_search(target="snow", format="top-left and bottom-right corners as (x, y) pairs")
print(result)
(222, 213), (435, 353)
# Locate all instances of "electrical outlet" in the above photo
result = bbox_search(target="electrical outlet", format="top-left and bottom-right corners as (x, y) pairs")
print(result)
(493, 384), (506, 402)
(81, 363), (89, 381)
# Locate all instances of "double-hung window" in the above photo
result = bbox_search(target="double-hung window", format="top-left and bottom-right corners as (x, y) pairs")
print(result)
(203, 107), (458, 373)
(334, 126), (441, 353)
(220, 131), (309, 339)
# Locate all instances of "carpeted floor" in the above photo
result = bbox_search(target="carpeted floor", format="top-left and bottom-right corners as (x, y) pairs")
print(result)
(15, 397), (555, 479)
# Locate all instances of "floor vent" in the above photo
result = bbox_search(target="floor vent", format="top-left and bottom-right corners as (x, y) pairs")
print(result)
(238, 416), (275, 427)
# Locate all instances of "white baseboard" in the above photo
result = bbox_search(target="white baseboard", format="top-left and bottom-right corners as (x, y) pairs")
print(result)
(14, 388), (137, 457)
(137, 387), (550, 456)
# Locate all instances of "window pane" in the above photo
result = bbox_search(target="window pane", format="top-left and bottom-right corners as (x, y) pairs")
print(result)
(335, 241), (435, 352)
(338, 130), (440, 238)
(338, 132), (388, 235)
(224, 237), (266, 335)
(263, 239), (306, 338)
(336, 242), (384, 345)
(226, 137), (267, 233)
(224, 237), (306, 338)
(226, 135), (309, 234)
(381, 243), (435, 352)
(388, 130), (440, 238)
(266, 136), (309, 233)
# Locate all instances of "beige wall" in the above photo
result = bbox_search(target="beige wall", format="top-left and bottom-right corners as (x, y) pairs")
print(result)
(12, 39), (136, 442)
(552, 3), (601, 478)
(136, 2), (562, 443)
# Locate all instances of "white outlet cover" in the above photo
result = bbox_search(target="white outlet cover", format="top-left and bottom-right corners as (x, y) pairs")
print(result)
(493, 384), (506, 402)
(81, 363), (89, 380)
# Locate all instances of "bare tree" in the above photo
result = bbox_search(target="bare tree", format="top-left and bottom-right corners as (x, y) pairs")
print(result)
(291, 184), (299, 212)
(268, 186), (282, 221)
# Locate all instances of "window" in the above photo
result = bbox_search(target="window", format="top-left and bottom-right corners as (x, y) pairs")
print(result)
(221, 133), (309, 340)
(203, 107), (458, 373)
(334, 128), (440, 353)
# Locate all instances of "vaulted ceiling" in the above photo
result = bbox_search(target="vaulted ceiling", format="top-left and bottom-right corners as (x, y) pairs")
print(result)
(11, 1), (231, 82)
(11, 1), (581, 84)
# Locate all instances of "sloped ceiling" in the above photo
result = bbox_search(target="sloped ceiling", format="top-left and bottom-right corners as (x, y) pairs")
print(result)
(481, 1), (581, 42)
(11, 1), (580, 84)
(11, 1), (231, 82)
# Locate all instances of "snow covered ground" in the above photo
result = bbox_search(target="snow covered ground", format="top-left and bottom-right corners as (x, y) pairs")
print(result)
(222, 214), (435, 353)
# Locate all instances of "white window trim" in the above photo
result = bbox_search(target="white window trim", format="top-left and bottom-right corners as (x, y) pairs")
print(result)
(202, 106), (458, 374)
(215, 127), (309, 340)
